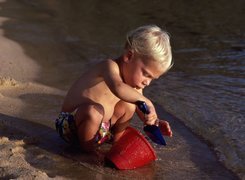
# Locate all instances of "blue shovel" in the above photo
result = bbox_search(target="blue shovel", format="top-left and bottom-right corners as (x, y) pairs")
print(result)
(136, 101), (166, 146)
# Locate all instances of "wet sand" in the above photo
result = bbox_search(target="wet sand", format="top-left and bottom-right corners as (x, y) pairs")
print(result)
(0, 0), (240, 179)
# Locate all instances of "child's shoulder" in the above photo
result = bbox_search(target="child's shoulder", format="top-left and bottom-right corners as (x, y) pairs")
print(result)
(95, 58), (119, 71)
(92, 58), (116, 65)
(85, 59), (119, 78)
(103, 58), (117, 65)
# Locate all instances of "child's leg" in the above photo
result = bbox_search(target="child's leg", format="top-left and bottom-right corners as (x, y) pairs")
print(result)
(111, 100), (136, 143)
(74, 103), (104, 152)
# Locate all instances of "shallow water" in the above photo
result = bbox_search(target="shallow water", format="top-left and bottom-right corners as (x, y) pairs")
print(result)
(47, 0), (244, 176)
(1, 0), (244, 178)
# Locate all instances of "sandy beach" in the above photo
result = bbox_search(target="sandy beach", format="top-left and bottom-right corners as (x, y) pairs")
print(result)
(0, 0), (241, 179)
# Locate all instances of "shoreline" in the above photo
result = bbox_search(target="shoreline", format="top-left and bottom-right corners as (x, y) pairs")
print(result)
(0, 0), (241, 179)
(0, 97), (239, 179)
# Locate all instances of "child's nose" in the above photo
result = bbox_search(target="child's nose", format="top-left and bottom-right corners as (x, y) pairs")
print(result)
(143, 79), (151, 86)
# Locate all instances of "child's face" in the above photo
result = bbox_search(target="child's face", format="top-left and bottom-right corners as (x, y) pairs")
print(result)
(123, 53), (167, 89)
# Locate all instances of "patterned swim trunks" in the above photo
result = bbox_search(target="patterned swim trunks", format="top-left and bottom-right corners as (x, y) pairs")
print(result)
(55, 112), (113, 145)
(55, 112), (78, 145)
(95, 120), (113, 145)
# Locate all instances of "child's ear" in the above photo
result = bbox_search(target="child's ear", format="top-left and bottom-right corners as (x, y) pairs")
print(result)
(124, 50), (133, 63)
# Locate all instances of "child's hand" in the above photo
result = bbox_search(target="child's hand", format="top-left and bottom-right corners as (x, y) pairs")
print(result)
(159, 120), (172, 137)
(144, 103), (158, 125)
(136, 100), (159, 126)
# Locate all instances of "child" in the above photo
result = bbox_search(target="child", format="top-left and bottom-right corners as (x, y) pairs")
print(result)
(56, 25), (173, 152)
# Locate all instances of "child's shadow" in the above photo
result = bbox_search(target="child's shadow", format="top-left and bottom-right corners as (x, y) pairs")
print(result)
(0, 113), (110, 178)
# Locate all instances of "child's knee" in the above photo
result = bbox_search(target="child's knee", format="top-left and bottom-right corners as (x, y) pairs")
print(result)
(74, 104), (105, 151)
(113, 101), (136, 122)
(126, 102), (136, 114)
(86, 104), (104, 122)
(120, 101), (135, 118)
(75, 104), (104, 127)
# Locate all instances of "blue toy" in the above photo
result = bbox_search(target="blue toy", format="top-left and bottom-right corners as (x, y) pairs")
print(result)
(136, 101), (166, 146)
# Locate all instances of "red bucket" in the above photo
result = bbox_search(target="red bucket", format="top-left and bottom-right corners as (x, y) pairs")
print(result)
(105, 126), (157, 170)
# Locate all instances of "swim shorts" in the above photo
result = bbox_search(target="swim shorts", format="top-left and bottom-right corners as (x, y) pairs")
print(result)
(55, 112), (113, 145)
(55, 112), (78, 145)
(95, 120), (113, 145)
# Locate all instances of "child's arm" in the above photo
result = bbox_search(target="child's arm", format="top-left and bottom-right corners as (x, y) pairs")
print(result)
(102, 59), (157, 125)
(102, 59), (147, 103)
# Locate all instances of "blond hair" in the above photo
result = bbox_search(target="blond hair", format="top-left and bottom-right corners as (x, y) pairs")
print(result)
(126, 25), (173, 69)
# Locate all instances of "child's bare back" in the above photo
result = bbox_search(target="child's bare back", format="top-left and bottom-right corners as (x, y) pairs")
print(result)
(62, 59), (122, 123)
